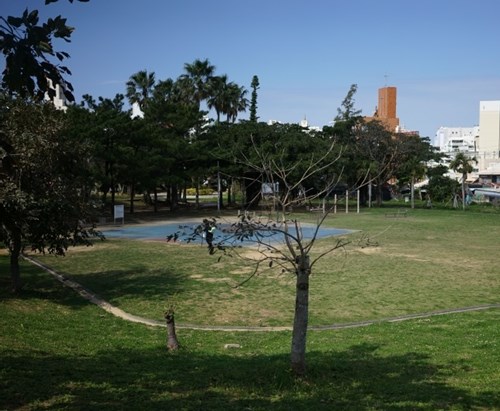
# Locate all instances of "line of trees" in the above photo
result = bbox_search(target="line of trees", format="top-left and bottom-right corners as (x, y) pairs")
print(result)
(59, 78), (441, 215)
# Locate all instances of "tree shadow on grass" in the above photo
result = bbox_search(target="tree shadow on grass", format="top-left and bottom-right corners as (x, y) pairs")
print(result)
(2, 342), (498, 411)
(1, 258), (185, 316)
(62, 266), (187, 302)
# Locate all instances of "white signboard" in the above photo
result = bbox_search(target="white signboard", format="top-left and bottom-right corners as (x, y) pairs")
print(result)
(114, 204), (124, 224)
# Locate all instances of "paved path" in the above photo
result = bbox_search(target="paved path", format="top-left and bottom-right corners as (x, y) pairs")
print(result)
(24, 255), (500, 332)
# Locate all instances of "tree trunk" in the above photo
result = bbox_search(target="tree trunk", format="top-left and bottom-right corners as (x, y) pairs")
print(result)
(462, 177), (466, 211)
(110, 181), (116, 216)
(227, 177), (232, 205)
(153, 187), (158, 213)
(410, 175), (415, 209)
(218, 189), (224, 210)
(358, 184), (368, 207)
(368, 181), (372, 208)
(170, 184), (178, 211)
(164, 309), (179, 350)
(244, 175), (262, 209)
(9, 231), (22, 293)
(376, 178), (383, 207)
(166, 185), (171, 205)
(195, 178), (200, 209)
(290, 255), (310, 376)
(129, 182), (135, 214)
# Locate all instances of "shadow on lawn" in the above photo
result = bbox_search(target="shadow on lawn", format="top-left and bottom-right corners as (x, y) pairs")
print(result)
(2, 343), (498, 410)
(1, 259), (186, 314)
(63, 266), (187, 302)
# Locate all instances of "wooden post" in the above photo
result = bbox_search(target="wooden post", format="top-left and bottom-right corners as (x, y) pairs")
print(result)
(357, 190), (360, 213)
(334, 194), (337, 214)
(345, 190), (349, 214)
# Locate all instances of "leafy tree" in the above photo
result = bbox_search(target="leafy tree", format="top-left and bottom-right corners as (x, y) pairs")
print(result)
(1, 0), (101, 293)
(143, 76), (207, 210)
(394, 136), (438, 208)
(425, 164), (460, 203)
(249, 75), (259, 122)
(324, 84), (367, 203)
(119, 118), (153, 213)
(74, 93), (133, 212)
(335, 83), (362, 122)
(0, 97), (99, 292)
(354, 119), (399, 206)
(0, 0), (89, 101)
(449, 153), (477, 210)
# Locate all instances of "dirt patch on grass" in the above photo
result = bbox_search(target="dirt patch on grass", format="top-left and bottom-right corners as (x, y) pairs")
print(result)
(192, 276), (233, 283)
(350, 247), (383, 255)
(63, 242), (119, 254)
(240, 249), (263, 260)
(387, 252), (431, 262)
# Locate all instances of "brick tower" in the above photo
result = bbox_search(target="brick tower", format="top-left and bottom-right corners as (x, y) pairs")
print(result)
(365, 86), (400, 131)
(378, 86), (397, 120)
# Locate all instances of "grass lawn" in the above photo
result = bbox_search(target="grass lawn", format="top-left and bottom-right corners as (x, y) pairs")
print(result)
(1, 207), (499, 410)
(23, 207), (500, 327)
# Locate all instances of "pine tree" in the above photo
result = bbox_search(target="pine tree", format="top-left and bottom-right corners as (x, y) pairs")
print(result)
(249, 75), (260, 122)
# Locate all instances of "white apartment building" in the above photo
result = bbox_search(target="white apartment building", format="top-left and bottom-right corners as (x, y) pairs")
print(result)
(435, 126), (478, 154)
(435, 101), (500, 186)
(45, 82), (68, 111)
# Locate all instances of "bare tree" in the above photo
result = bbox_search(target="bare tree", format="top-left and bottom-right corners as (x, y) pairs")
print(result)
(188, 135), (370, 376)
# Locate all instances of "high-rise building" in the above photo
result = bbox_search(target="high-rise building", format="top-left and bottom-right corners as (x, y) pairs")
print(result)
(478, 101), (500, 157)
(476, 101), (500, 181)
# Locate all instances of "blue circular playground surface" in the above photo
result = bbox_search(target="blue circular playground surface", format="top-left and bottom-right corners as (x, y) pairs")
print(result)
(101, 221), (353, 245)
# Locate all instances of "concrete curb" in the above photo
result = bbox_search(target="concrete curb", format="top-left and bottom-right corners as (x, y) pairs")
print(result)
(24, 255), (500, 332)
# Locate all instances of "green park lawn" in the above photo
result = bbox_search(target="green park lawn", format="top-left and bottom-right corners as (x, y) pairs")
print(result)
(1, 207), (499, 410)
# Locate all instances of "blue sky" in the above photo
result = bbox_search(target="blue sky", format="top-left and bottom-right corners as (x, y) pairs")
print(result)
(3, 0), (500, 140)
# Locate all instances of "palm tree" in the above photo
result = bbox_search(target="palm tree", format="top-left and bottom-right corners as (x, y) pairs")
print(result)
(224, 83), (248, 123)
(449, 152), (477, 210)
(206, 76), (248, 123)
(206, 74), (229, 122)
(180, 59), (215, 108)
(126, 70), (156, 111)
(152, 78), (175, 102)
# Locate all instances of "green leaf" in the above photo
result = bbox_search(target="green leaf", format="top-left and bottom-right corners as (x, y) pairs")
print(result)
(27, 10), (39, 25)
(38, 41), (53, 53)
(6, 16), (23, 28)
